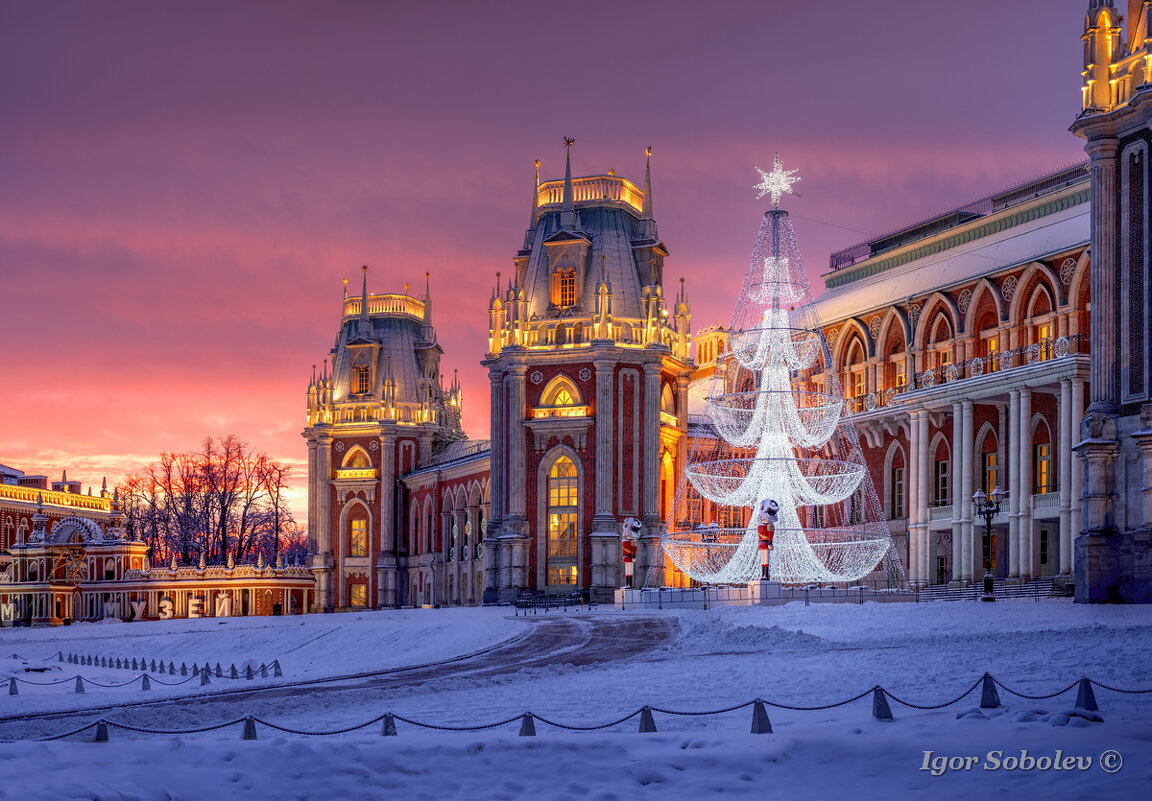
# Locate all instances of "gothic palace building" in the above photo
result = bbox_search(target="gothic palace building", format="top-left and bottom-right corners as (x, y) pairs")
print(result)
(9, 3), (1148, 622)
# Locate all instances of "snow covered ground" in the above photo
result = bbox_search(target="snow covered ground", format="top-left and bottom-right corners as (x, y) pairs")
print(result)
(1, 599), (1149, 800)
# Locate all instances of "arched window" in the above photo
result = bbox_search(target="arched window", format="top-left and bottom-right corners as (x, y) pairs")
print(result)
(1033, 420), (1053, 494)
(537, 376), (585, 418)
(843, 338), (866, 399)
(347, 506), (368, 557)
(344, 449), (370, 469)
(547, 456), (579, 586)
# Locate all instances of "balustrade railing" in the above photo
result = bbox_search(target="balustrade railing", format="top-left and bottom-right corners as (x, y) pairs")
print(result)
(536, 175), (645, 214)
(840, 334), (1086, 418)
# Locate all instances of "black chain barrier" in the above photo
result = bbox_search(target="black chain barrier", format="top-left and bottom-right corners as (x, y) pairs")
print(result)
(391, 712), (526, 732)
(5, 672), (1148, 741)
(760, 686), (876, 711)
(991, 677), (1080, 700)
(104, 718), (248, 735)
(883, 676), (985, 710)
(530, 710), (643, 731)
(1088, 679), (1152, 694)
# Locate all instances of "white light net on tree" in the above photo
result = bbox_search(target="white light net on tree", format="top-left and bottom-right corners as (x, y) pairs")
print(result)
(664, 202), (906, 587)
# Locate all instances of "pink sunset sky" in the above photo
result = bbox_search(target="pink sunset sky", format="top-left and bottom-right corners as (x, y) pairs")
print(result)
(1, 0), (1091, 516)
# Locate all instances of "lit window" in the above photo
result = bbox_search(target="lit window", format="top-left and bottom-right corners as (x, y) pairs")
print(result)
(853, 370), (866, 398)
(349, 584), (367, 607)
(894, 361), (906, 389)
(983, 451), (998, 495)
(354, 365), (371, 394)
(555, 269), (576, 306)
(1035, 323), (1053, 360)
(547, 457), (579, 586)
(985, 336), (999, 371)
(349, 518), (368, 557)
(554, 388), (576, 406)
(1034, 443), (1051, 494)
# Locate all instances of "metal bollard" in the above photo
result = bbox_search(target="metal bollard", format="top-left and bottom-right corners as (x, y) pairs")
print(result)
(74, 677), (85, 694)
(638, 707), (657, 733)
(1075, 677), (1099, 711)
(92, 721), (109, 742)
(241, 717), (258, 740)
(201, 669), (211, 686)
(518, 713), (536, 736)
(381, 714), (398, 736)
(140, 675), (151, 691)
(750, 700), (772, 734)
(979, 673), (1001, 708)
(872, 687), (893, 721)
(8, 678), (16, 696)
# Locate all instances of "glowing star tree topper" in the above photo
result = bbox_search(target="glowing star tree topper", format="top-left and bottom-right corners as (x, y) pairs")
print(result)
(754, 154), (800, 209)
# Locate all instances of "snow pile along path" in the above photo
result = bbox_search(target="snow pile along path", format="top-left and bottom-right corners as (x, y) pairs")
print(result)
(0, 601), (1149, 799)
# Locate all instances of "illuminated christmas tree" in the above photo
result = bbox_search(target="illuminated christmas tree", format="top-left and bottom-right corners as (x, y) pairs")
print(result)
(663, 157), (903, 585)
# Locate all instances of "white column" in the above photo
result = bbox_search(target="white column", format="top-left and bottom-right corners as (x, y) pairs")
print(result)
(907, 410), (921, 584)
(961, 400), (975, 582)
(593, 358), (616, 528)
(380, 434), (395, 553)
(486, 370), (503, 593)
(1018, 387), (1033, 578)
(951, 402), (964, 582)
(1008, 390), (1021, 579)
(1070, 378), (1085, 547)
(1086, 138), (1118, 411)
(642, 363), (661, 523)
(918, 410), (931, 584)
(1059, 379), (1073, 576)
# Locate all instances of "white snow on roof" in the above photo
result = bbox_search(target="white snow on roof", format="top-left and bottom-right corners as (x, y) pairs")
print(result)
(813, 198), (1089, 324)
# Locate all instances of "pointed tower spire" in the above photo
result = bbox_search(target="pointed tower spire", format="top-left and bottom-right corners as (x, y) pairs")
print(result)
(561, 137), (577, 229)
(529, 159), (541, 226)
(359, 265), (369, 321)
(424, 272), (432, 324)
(343, 277), (348, 300)
(642, 146), (653, 219)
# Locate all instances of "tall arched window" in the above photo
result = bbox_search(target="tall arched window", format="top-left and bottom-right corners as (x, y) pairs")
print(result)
(547, 456), (579, 586)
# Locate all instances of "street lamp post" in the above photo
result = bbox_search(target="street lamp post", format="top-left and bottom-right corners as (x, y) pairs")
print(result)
(971, 486), (1008, 602)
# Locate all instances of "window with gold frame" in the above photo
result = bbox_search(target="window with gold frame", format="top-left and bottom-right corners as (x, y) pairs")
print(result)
(547, 457), (579, 586)
(349, 517), (368, 557)
(349, 583), (367, 607)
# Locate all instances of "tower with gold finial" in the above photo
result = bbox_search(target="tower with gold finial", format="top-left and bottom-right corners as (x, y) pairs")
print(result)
(482, 140), (694, 603)
(303, 266), (466, 612)
(1069, 0), (1152, 603)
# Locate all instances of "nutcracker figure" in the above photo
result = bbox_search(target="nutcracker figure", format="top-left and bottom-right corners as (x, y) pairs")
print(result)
(621, 517), (642, 588)
(757, 499), (779, 579)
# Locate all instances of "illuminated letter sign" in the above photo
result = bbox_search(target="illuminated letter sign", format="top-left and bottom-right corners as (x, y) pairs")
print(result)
(159, 598), (174, 620)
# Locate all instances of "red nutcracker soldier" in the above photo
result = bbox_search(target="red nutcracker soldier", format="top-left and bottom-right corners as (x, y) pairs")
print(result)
(757, 499), (779, 579)
(621, 517), (642, 588)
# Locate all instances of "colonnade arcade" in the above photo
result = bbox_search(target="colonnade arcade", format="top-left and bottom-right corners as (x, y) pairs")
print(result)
(839, 253), (1091, 587)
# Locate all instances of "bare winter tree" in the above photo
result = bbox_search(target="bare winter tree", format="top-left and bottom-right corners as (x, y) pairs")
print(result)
(121, 436), (295, 566)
